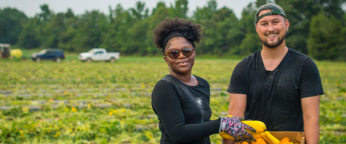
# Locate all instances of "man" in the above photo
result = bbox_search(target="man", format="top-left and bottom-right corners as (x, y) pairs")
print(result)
(223, 3), (323, 144)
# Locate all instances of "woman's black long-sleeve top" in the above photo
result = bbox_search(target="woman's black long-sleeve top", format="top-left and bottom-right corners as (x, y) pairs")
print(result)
(151, 75), (221, 144)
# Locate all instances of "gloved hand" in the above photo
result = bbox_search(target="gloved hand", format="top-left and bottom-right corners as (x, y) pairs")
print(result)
(219, 117), (256, 142)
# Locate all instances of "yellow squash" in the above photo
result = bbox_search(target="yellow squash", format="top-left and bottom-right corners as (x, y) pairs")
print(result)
(242, 120), (267, 139)
(254, 138), (267, 144)
(261, 133), (271, 144)
(279, 137), (290, 144)
(263, 131), (280, 144)
(240, 138), (267, 144)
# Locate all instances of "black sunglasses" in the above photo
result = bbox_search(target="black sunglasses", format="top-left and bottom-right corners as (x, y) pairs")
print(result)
(165, 46), (195, 59)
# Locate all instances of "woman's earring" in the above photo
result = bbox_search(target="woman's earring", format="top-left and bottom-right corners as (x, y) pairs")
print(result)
(195, 51), (197, 55)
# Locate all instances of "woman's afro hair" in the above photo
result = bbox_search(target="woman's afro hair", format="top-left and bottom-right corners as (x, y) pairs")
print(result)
(153, 17), (202, 54)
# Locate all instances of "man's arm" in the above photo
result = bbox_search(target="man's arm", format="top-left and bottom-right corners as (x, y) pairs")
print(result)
(301, 96), (320, 144)
(222, 93), (247, 144)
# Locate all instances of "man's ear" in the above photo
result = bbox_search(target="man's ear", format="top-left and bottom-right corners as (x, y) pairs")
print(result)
(285, 19), (290, 31)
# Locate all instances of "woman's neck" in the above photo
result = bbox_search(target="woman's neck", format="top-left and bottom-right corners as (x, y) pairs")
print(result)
(169, 72), (197, 86)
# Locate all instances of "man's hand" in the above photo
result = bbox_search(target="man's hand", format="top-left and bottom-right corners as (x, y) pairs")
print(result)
(302, 96), (320, 144)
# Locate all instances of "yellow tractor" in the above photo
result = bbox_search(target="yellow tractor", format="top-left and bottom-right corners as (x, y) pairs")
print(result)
(0, 43), (23, 59)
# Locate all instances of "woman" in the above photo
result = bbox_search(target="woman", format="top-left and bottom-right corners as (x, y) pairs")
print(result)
(151, 18), (256, 144)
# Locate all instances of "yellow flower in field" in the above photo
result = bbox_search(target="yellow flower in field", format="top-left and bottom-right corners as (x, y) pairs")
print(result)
(22, 107), (30, 113)
(141, 84), (145, 88)
(20, 130), (24, 137)
(71, 107), (77, 112)
(109, 112), (113, 115)
(49, 99), (54, 102)
(145, 131), (153, 140)
(88, 104), (91, 108)
(120, 109), (126, 113)
(64, 91), (68, 95)
(54, 132), (60, 138)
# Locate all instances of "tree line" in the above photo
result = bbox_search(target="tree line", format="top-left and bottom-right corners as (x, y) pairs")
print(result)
(1, 0), (346, 61)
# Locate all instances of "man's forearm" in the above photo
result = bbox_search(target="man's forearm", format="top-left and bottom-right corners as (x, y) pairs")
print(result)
(224, 93), (247, 144)
(304, 118), (319, 144)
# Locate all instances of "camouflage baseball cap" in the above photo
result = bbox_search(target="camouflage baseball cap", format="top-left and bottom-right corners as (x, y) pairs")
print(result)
(254, 3), (286, 25)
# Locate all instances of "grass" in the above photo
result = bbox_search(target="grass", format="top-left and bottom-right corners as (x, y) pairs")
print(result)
(0, 55), (345, 143)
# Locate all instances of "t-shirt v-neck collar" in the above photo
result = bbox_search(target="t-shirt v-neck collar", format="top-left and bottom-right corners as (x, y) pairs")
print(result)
(166, 74), (202, 88)
(259, 48), (291, 72)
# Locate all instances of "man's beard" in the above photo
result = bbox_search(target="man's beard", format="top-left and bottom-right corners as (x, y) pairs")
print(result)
(259, 31), (287, 48)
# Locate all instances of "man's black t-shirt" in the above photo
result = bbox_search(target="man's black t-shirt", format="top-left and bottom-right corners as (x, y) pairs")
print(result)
(152, 75), (220, 144)
(228, 48), (324, 131)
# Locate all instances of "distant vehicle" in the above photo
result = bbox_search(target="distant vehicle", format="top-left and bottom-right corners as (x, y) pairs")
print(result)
(10, 49), (23, 59)
(31, 49), (65, 62)
(0, 43), (11, 59)
(79, 48), (120, 62)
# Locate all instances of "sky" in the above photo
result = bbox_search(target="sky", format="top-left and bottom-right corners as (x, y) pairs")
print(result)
(0, 0), (257, 19)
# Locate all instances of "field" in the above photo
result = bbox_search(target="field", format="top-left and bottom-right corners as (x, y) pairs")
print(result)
(0, 55), (346, 144)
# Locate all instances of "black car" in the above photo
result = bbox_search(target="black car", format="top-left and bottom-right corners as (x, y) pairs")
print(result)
(31, 49), (65, 62)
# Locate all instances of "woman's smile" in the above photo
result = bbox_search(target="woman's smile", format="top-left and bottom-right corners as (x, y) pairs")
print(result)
(177, 61), (189, 66)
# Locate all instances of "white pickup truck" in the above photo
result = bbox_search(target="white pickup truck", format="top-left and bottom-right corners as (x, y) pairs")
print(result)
(79, 48), (120, 62)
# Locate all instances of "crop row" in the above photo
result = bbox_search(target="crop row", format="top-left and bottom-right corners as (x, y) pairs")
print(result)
(1, 59), (345, 143)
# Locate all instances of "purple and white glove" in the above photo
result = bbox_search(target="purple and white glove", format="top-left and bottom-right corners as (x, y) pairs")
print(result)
(219, 117), (256, 142)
